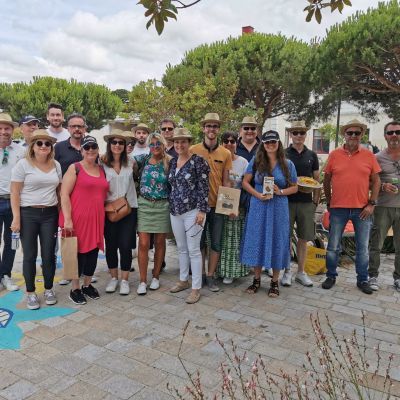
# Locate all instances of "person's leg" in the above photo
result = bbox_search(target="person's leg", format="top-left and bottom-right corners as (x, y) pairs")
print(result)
(153, 233), (167, 279)
(246, 266), (262, 294)
(82, 248), (99, 283)
(170, 213), (190, 283)
(393, 208), (400, 283)
(119, 213), (135, 281)
(104, 218), (119, 281)
(0, 199), (17, 281)
(138, 232), (150, 283)
(207, 208), (224, 276)
(200, 212), (210, 275)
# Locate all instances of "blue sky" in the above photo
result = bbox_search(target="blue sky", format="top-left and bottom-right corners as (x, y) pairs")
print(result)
(0, 0), (379, 89)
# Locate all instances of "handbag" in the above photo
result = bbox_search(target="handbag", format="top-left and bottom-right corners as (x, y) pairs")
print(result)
(60, 229), (79, 280)
(105, 197), (131, 222)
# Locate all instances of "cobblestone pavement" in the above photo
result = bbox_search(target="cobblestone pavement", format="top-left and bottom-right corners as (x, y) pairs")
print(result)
(1, 244), (400, 399)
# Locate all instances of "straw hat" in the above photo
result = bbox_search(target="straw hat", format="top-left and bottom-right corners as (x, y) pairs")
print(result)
(286, 121), (309, 132)
(30, 129), (57, 144)
(0, 113), (17, 128)
(240, 116), (258, 127)
(340, 119), (367, 135)
(132, 123), (151, 134)
(171, 128), (193, 141)
(103, 129), (128, 142)
(201, 113), (222, 126)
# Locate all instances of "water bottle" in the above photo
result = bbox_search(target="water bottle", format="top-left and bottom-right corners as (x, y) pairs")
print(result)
(11, 232), (20, 250)
(392, 178), (399, 194)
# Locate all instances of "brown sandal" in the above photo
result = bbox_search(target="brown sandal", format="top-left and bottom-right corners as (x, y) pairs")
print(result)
(246, 277), (261, 294)
(268, 280), (280, 297)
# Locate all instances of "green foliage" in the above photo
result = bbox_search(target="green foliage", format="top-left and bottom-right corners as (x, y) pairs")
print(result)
(0, 77), (122, 129)
(304, 0), (352, 24)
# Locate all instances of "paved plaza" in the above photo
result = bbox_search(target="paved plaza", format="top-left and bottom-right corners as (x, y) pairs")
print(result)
(1, 243), (400, 399)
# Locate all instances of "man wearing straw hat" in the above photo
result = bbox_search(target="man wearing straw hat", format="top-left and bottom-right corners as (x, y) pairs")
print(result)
(131, 123), (151, 157)
(283, 121), (319, 288)
(190, 112), (232, 292)
(0, 113), (25, 292)
(322, 119), (381, 294)
(236, 116), (260, 162)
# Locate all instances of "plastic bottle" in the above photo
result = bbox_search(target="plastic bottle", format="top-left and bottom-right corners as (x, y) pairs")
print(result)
(392, 178), (399, 194)
(11, 232), (20, 250)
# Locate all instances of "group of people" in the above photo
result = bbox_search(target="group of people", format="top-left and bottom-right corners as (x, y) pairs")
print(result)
(1, 103), (399, 311)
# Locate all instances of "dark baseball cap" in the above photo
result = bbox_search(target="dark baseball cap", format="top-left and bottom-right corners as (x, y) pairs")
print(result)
(261, 130), (280, 142)
(81, 135), (97, 147)
(19, 115), (40, 125)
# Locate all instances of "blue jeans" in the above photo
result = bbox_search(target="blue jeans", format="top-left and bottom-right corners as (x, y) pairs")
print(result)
(326, 208), (372, 283)
(0, 199), (16, 280)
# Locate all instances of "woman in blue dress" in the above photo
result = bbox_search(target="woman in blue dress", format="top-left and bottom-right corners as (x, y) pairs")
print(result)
(240, 130), (298, 297)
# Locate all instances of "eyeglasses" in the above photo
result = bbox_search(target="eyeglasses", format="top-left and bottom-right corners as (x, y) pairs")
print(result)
(263, 140), (278, 145)
(223, 139), (236, 144)
(242, 126), (256, 131)
(185, 222), (204, 237)
(291, 131), (306, 136)
(386, 130), (400, 136)
(205, 124), (220, 129)
(110, 140), (125, 146)
(35, 140), (52, 147)
(82, 143), (98, 151)
(68, 125), (85, 129)
(2, 149), (9, 165)
(149, 142), (162, 148)
(161, 127), (174, 131)
(345, 130), (362, 137)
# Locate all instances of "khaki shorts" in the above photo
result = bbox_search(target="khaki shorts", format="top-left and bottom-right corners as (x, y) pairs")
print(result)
(289, 202), (316, 241)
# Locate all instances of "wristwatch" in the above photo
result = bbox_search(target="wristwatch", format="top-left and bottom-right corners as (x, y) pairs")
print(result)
(368, 200), (377, 206)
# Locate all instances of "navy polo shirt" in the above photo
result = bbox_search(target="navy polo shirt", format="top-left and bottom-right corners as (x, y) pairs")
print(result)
(55, 138), (83, 176)
(285, 144), (319, 203)
(236, 138), (260, 162)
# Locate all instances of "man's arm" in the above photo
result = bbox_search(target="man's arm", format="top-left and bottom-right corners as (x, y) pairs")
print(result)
(359, 173), (381, 220)
(323, 172), (332, 207)
(313, 169), (321, 205)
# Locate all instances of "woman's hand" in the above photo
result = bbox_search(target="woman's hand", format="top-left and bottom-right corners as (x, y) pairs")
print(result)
(195, 211), (206, 226)
(64, 219), (74, 232)
(10, 218), (20, 233)
(273, 184), (282, 195)
(255, 192), (270, 201)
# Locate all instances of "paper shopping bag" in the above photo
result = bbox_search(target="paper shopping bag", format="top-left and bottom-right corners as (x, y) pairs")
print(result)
(61, 234), (79, 280)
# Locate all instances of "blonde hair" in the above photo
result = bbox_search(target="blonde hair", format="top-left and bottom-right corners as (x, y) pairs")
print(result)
(146, 132), (171, 172)
(26, 139), (55, 165)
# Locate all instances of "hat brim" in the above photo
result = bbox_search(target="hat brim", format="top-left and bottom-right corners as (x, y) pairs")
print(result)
(21, 119), (40, 125)
(103, 134), (128, 143)
(240, 122), (258, 127)
(133, 127), (151, 134)
(0, 119), (18, 128)
(171, 135), (193, 142)
(31, 135), (57, 144)
(201, 119), (222, 126)
(340, 123), (367, 135)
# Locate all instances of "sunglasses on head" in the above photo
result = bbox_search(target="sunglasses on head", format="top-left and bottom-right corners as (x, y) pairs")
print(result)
(291, 131), (306, 136)
(242, 126), (256, 131)
(205, 124), (220, 129)
(35, 140), (52, 147)
(161, 127), (174, 131)
(263, 139), (279, 145)
(110, 139), (125, 146)
(345, 130), (362, 137)
(386, 130), (400, 136)
(223, 139), (236, 144)
(83, 143), (98, 151)
(149, 141), (162, 148)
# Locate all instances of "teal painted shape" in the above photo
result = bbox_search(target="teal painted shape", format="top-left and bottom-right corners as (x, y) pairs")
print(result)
(0, 291), (76, 350)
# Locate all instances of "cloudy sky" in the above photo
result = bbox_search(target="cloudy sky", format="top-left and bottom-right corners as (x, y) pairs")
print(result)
(1, 0), (379, 90)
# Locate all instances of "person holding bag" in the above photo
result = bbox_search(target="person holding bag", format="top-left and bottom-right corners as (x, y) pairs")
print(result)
(60, 136), (109, 305)
(101, 130), (138, 295)
(10, 130), (61, 309)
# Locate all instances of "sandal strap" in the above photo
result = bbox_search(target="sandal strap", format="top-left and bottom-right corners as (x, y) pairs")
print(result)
(268, 280), (280, 296)
(246, 277), (261, 293)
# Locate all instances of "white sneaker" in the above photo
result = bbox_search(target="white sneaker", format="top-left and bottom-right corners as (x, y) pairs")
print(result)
(295, 272), (313, 287)
(119, 280), (130, 295)
(26, 293), (40, 310)
(137, 282), (147, 295)
(106, 278), (119, 293)
(264, 268), (273, 278)
(59, 279), (71, 286)
(91, 276), (98, 283)
(148, 249), (154, 262)
(368, 277), (379, 291)
(44, 289), (57, 305)
(281, 270), (292, 287)
(223, 277), (234, 284)
(132, 248), (137, 259)
(149, 277), (160, 290)
(1, 276), (19, 291)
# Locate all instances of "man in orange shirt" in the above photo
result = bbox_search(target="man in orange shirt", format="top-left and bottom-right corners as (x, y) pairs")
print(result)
(191, 113), (232, 292)
(322, 119), (381, 294)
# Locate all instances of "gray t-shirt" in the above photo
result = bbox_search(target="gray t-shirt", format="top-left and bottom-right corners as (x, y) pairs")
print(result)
(376, 149), (400, 207)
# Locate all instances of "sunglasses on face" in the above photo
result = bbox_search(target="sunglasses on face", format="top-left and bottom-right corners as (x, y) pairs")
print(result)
(83, 143), (98, 151)
(161, 127), (174, 131)
(386, 130), (400, 136)
(68, 124), (85, 129)
(127, 141), (135, 146)
(223, 139), (236, 144)
(110, 140), (125, 146)
(345, 130), (362, 137)
(263, 140), (278, 145)
(205, 124), (220, 129)
(35, 140), (52, 147)
(2, 149), (9, 165)
(291, 131), (306, 136)
(149, 142), (162, 148)
(242, 126), (256, 131)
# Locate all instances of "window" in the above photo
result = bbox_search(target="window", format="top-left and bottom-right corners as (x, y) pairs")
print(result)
(312, 129), (330, 154)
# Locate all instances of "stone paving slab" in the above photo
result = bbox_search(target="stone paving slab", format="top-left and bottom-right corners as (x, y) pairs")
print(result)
(1, 245), (400, 399)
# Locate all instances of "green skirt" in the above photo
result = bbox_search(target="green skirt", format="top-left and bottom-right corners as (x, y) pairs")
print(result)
(137, 196), (171, 233)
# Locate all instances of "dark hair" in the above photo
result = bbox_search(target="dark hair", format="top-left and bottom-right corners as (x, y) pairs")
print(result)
(255, 140), (293, 187)
(221, 131), (238, 143)
(66, 112), (86, 125)
(160, 118), (176, 128)
(47, 102), (64, 112)
(384, 121), (400, 133)
(101, 138), (128, 168)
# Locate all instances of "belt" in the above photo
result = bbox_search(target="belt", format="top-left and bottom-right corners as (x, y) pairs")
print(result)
(140, 195), (168, 203)
(22, 205), (57, 209)
(0, 195), (10, 200)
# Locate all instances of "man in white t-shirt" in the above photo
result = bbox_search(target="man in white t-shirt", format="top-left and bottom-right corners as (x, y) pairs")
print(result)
(131, 123), (150, 157)
(46, 103), (69, 142)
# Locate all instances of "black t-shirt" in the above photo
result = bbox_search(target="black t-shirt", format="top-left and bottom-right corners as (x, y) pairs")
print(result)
(54, 138), (83, 176)
(285, 145), (319, 203)
(236, 138), (260, 162)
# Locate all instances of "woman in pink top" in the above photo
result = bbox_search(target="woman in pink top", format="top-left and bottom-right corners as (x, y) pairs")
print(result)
(60, 136), (109, 305)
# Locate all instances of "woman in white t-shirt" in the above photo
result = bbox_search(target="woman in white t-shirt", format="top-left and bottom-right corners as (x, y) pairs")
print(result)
(10, 130), (61, 310)
(217, 131), (249, 284)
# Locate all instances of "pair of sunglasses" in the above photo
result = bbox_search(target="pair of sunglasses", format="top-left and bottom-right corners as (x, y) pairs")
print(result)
(110, 140), (125, 146)
(83, 143), (98, 151)
(2, 149), (9, 165)
(345, 131), (362, 137)
(291, 131), (306, 136)
(223, 139), (236, 144)
(262, 139), (279, 145)
(386, 130), (400, 136)
(35, 140), (52, 147)
(205, 124), (220, 129)
(161, 127), (174, 131)
(149, 142), (163, 148)
(242, 126), (256, 131)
